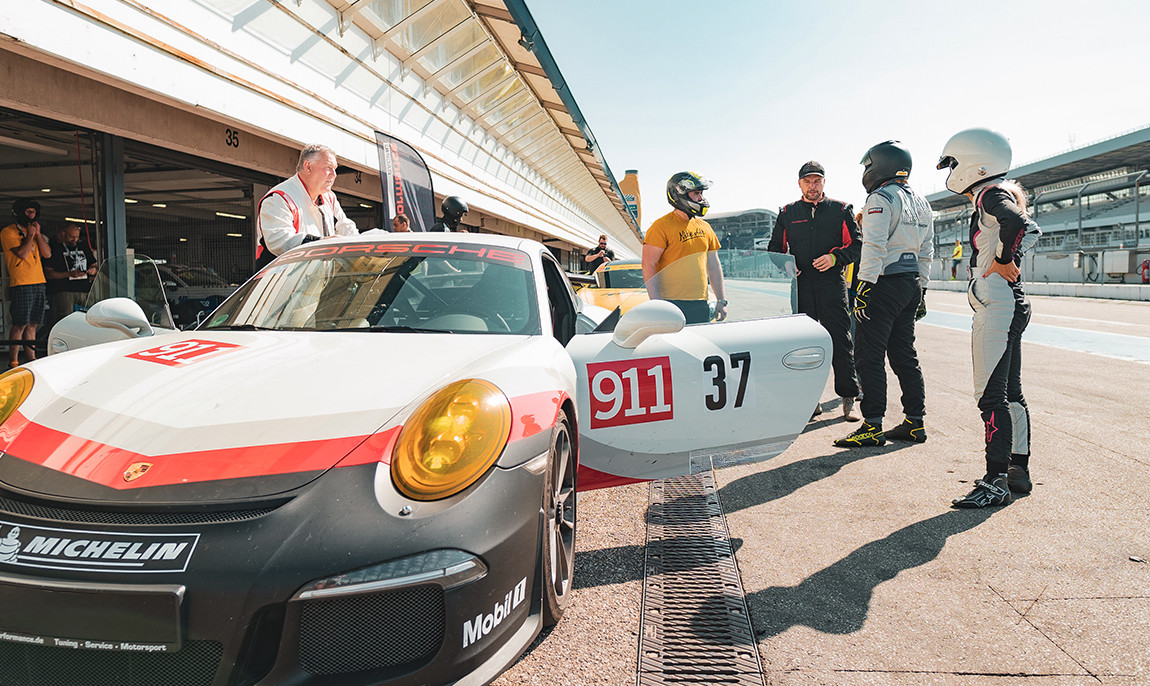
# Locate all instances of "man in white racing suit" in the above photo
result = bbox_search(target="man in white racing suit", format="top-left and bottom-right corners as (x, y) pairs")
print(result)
(835, 141), (933, 449)
(255, 144), (358, 269)
(938, 128), (1041, 508)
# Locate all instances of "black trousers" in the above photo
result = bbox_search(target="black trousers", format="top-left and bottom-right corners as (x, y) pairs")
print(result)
(666, 299), (710, 325)
(855, 274), (925, 423)
(797, 275), (859, 398)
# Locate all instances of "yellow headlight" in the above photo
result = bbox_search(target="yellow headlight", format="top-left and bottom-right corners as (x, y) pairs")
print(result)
(392, 379), (511, 501)
(0, 368), (33, 427)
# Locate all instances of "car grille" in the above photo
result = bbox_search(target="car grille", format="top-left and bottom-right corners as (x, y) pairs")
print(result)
(0, 640), (221, 686)
(0, 494), (279, 526)
(298, 584), (444, 675)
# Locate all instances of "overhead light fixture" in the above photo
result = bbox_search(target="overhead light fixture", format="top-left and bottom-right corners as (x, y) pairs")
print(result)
(215, 211), (247, 220)
(40, 188), (51, 193)
(64, 217), (97, 224)
(152, 203), (167, 208)
(226, 233), (243, 238)
(359, 203), (372, 208)
(0, 134), (69, 156)
(179, 238), (187, 242)
(124, 198), (138, 204)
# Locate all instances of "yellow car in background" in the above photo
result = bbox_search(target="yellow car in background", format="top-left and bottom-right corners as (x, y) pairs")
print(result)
(575, 259), (649, 314)
(575, 259), (718, 319)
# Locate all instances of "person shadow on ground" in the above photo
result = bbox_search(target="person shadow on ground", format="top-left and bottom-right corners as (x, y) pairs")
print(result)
(743, 508), (1000, 640)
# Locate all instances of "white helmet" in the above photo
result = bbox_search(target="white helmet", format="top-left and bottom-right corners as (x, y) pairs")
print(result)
(936, 128), (1012, 195)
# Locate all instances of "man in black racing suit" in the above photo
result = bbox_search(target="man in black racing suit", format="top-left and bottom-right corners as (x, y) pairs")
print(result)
(768, 160), (862, 420)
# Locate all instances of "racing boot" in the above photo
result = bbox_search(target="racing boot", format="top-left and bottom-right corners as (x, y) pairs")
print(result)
(884, 417), (926, 443)
(834, 422), (884, 447)
(951, 474), (1012, 509)
(1007, 464), (1033, 494)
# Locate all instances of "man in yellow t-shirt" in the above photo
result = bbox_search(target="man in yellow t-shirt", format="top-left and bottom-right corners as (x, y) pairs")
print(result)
(2, 198), (52, 367)
(641, 171), (726, 324)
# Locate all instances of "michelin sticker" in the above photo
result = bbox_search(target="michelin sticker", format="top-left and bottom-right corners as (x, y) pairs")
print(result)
(462, 577), (527, 648)
(0, 521), (198, 573)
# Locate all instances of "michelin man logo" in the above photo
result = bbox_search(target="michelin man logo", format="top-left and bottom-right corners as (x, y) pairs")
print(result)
(0, 526), (21, 563)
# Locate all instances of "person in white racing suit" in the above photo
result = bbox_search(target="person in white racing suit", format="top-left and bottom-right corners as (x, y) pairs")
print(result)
(938, 128), (1042, 508)
(255, 144), (359, 270)
(835, 141), (933, 448)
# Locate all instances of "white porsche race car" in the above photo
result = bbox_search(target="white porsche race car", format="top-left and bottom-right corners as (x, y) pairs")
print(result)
(0, 233), (828, 686)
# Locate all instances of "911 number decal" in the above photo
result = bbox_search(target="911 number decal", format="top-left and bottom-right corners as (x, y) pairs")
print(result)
(703, 351), (752, 411)
(127, 340), (243, 367)
(587, 356), (673, 429)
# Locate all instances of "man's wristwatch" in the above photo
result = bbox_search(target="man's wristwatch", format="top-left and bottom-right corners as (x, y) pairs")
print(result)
(716, 299), (728, 306)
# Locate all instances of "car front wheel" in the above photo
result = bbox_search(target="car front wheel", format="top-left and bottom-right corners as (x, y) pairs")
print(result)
(541, 409), (576, 626)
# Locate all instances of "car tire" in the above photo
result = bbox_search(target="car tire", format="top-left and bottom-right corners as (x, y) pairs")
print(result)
(541, 409), (576, 626)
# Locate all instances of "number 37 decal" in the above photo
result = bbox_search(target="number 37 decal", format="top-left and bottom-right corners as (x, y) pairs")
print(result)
(587, 351), (753, 429)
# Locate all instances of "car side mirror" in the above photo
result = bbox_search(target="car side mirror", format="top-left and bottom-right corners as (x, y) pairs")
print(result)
(86, 298), (155, 338)
(611, 299), (685, 348)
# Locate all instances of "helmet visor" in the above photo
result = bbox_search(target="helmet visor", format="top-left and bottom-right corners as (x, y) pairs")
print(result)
(936, 155), (958, 171)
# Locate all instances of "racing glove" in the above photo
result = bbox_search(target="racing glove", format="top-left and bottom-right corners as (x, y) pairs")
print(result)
(915, 288), (927, 321)
(853, 282), (872, 321)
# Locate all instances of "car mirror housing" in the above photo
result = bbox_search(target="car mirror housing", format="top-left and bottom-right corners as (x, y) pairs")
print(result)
(611, 299), (685, 349)
(86, 297), (156, 338)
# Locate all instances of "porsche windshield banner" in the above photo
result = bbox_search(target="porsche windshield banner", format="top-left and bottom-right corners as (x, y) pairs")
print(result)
(375, 131), (435, 232)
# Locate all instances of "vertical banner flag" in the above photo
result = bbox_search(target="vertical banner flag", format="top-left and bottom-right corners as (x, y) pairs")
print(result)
(375, 131), (435, 232)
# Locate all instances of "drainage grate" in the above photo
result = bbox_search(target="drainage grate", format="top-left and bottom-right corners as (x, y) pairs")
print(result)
(638, 469), (764, 685)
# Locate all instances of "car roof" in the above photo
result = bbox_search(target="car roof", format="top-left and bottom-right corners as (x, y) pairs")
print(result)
(603, 259), (641, 270)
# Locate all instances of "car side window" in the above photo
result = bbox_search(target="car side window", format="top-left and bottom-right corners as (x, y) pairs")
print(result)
(541, 257), (576, 345)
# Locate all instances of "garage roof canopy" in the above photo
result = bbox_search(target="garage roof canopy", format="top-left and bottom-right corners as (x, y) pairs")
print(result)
(325, 0), (639, 237)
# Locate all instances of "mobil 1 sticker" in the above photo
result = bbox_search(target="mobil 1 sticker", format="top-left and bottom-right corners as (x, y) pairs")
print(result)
(0, 520), (198, 574)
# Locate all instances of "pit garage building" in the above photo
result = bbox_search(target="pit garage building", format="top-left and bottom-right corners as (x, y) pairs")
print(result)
(0, 0), (642, 323)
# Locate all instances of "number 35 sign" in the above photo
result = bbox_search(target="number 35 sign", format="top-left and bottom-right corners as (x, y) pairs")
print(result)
(587, 356), (673, 429)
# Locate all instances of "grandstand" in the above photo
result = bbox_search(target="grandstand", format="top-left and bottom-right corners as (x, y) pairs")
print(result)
(929, 126), (1150, 284)
(706, 209), (778, 250)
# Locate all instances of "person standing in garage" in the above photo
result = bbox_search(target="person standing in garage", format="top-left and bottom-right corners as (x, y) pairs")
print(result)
(768, 161), (862, 421)
(2, 198), (51, 367)
(255, 144), (359, 269)
(44, 223), (97, 324)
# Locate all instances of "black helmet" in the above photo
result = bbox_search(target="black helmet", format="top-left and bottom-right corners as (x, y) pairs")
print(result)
(666, 171), (711, 217)
(441, 196), (469, 222)
(11, 198), (40, 226)
(860, 140), (912, 193)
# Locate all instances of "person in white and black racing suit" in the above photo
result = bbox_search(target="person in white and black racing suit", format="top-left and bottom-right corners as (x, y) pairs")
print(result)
(768, 161), (862, 421)
(938, 128), (1042, 508)
(835, 141), (933, 449)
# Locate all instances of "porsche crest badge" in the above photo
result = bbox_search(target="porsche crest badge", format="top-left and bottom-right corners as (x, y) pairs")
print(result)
(123, 462), (153, 482)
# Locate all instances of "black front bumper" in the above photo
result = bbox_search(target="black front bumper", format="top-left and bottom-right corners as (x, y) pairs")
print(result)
(0, 458), (547, 686)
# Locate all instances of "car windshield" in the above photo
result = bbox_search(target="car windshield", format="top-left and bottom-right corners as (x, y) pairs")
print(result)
(202, 241), (541, 335)
(599, 265), (644, 289)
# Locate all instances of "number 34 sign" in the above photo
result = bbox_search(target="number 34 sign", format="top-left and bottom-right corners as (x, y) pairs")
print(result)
(587, 356), (673, 429)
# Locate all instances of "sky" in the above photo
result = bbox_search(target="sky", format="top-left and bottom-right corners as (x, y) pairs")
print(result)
(528, 0), (1150, 227)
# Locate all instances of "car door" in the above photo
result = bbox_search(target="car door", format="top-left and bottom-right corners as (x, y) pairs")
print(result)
(566, 251), (830, 480)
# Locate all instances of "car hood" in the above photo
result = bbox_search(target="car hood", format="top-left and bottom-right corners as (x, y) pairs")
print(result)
(0, 331), (523, 504)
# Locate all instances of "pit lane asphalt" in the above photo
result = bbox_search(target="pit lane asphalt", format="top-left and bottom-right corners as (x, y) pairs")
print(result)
(495, 289), (1150, 685)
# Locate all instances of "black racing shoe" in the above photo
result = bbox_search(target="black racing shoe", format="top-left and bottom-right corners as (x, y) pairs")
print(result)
(951, 475), (1012, 509)
(885, 417), (927, 443)
(1007, 465), (1033, 494)
(834, 422), (885, 447)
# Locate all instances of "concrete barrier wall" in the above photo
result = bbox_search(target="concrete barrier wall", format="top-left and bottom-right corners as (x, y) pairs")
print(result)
(926, 278), (1150, 301)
